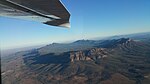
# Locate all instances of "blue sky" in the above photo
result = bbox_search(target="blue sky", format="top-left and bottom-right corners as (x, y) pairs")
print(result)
(0, 0), (150, 50)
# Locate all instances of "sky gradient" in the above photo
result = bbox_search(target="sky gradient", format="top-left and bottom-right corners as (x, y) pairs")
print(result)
(0, 0), (150, 50)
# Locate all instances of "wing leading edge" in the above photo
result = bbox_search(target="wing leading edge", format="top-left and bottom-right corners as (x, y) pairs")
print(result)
(0, 0), (70, 28)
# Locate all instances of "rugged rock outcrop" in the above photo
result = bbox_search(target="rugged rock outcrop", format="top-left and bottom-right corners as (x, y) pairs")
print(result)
(88, 48), (108, 60)
(70, 51), (91, 62)
(70, 48), (108, 62)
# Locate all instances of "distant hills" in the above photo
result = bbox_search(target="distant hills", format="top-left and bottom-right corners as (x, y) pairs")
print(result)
(102, 32), (150, 41)
(1, 44), (44, 57)
(38, 32), (150, 55)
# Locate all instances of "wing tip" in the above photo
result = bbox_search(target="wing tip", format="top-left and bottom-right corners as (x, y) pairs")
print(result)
(59, 22), (70, 28)
(44, 19), (70, 28)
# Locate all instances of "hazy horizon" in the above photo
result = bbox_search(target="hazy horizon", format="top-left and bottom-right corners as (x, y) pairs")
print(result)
(1, 31), (150, 51)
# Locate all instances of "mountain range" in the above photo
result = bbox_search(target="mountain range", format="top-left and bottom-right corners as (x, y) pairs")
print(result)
(1, 32), (150, 84)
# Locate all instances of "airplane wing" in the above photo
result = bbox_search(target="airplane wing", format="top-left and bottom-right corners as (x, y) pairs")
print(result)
(0, 0), (70, 28)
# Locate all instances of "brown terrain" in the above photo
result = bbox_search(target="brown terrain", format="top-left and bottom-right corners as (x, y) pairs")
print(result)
(1, 38), (150, 84)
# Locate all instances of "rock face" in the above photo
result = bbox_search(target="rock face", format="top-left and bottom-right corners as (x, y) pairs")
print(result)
(70, 48), (108, 62)
(70, 51), (91, 62)
(88, 48), (108, 60)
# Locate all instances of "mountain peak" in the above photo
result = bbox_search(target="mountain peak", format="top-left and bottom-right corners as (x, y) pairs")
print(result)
(116, 38), (132, 44)
(98, 38), (134, 48)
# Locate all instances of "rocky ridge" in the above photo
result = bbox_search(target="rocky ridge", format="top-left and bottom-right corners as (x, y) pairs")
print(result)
(70, 48), (108, 62)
